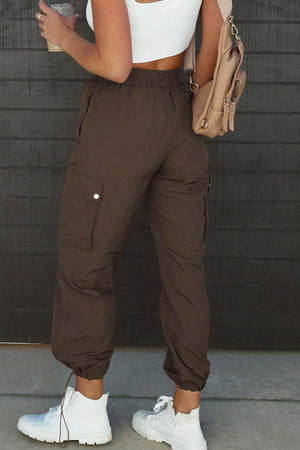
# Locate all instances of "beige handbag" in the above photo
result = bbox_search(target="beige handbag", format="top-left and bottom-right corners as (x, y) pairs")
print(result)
(183, 0), (246, 138)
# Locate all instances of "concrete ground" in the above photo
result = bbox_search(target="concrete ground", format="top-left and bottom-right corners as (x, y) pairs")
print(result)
(0, 344), (299, 449)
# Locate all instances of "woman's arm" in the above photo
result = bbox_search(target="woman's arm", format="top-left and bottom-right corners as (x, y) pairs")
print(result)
(193, 0), (224, 87)
(37, 0), (132, 83)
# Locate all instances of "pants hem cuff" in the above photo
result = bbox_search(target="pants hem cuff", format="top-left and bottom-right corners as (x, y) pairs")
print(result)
(164, 369), (208, 392)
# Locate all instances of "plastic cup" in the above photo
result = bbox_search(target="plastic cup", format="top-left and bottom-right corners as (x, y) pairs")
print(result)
(47, 3), (76, 52)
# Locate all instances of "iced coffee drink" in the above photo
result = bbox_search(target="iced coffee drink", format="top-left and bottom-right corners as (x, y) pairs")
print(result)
(47, 3), (76, 52)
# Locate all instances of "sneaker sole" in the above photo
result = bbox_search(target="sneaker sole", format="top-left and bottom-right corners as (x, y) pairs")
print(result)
(17, 420), (112, 445)
(131, 415), (208, 450)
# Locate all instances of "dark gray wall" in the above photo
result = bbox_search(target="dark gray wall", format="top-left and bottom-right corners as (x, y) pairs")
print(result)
(0, 1), (299, 348)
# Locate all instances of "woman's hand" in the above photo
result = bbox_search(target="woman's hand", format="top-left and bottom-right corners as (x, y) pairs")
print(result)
(35, 0), (79, 46)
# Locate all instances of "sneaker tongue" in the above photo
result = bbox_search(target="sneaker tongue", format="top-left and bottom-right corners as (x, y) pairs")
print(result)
(153, 396), (173, 413)
(65, 386), (75, 394)
(61, 386), (76, 410)
(64, 386), (75, 399)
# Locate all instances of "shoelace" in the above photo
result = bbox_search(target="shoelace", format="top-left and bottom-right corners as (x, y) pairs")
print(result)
(153, 395), (174, 413)
(58, 369), (75, 448)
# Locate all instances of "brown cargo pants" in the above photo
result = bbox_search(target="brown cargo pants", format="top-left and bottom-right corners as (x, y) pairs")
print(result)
(51, 67), (212, 392)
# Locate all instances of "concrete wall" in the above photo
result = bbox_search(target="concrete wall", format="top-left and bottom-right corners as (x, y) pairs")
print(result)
(0, 1), (299, 348)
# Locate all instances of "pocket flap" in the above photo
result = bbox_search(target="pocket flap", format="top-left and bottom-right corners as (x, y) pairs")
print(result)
(65, 167), (104, 202)
(57, 167), (105, 250)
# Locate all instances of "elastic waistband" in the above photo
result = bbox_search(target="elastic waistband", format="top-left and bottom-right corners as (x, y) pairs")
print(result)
(93, 67), (182, 87)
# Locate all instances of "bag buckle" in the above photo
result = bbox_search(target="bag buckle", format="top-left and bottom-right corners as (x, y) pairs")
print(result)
(188, 73), (200, 92)
(229, 17), (240, 43)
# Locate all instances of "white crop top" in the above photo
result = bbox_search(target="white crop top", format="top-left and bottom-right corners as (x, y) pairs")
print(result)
(86, 0), (203, 63)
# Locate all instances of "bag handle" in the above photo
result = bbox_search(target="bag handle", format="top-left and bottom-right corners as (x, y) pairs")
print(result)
(183, 0), (233, 74)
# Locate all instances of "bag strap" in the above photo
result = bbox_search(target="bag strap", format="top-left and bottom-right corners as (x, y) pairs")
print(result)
(183, 0), (233, 74)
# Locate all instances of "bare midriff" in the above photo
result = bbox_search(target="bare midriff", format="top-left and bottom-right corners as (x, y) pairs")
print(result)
(131, 51), (185, 71)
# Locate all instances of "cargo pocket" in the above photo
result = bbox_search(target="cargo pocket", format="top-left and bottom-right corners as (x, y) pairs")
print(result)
(75, 80), (94, 143)
(56, 167), (104, 250)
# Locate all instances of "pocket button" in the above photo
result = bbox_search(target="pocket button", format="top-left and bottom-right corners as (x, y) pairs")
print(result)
(93, 193), (100, 200)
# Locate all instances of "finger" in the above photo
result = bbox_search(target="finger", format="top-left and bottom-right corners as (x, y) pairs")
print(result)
(38, 17), (45, 28)
(69, 13), (79, 22)
(38, 0), (52, 15)
(35, 11), (44, 21)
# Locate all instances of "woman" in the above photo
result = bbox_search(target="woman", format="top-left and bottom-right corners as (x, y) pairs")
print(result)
(17, 0), (226, 449)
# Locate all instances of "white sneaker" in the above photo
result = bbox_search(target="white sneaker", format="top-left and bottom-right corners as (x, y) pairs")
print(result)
(17, 386), (112, 446)
(132, 395), (208, 450)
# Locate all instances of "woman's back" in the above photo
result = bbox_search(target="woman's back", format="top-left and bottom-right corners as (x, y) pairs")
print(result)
(86, 0), (203, 63)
